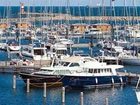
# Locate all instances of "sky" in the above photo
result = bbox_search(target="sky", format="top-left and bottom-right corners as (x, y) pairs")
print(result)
(0, 0), (140, 6)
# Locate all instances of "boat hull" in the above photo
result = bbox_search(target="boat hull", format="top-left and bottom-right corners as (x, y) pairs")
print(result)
(8, 46), (21, 51)
(61, 75), (127, 87)
(20, 72), (127, 87)
(19, 72), (63, 87)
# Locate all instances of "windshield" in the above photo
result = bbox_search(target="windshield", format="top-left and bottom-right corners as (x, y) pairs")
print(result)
(34, 49), (44, 55)
(61, 62), (70, 66)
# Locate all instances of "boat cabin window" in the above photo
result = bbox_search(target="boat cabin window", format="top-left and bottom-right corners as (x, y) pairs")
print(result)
(90, 68), (112, 74)
(88, 69), (93, 73)
(34, 49), (44, 55)
(53, 70), (71, 75)
(69, 63), (80, 67)
(85, 31), (89, 34)
(46, 46), (51, 50)
(61, 62), (70, 66)
(29, 49), (31, 53)
(24, 48), (28, 51)
(94, 69), (97, 73)
(52, 49), (56, 52)
(90, 29), (99, 32)
(57, 50), (67, 55)
(98, 69), (101, 73)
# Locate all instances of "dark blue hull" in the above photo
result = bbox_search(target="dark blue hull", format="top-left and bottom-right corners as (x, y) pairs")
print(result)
(19, 71), (127, 88)
(61, 75), (127, 87)
(19, 72), (63, 87)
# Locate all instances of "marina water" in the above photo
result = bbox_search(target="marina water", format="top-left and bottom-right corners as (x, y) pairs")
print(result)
(0, 49), (139, 105)
(0, 73), (138, 105)
(0, 6), (140, 105)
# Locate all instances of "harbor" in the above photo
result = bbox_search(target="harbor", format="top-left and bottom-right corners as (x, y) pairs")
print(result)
(1, 0), (140, 105)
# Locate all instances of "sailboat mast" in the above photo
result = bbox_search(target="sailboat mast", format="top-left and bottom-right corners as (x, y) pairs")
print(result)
(88, 0), (92, 24)
(109, 0), (112, 23)
(102, 0), (104, 17)
(19, 2), (23, 46)
(65, 0), (70, 39)
(123, 0), (125, 25)
(27, 0), (30, 19)
(101, 0), (105, 24)
(77, 1), (82, 24)
(132, 0), (135, 25)
(133, 0), (138, 25)
(123, 0), (126, 17)
(66, 0), (70, 25)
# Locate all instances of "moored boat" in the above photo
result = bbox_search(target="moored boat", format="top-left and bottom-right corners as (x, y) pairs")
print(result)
(7, 40), (21, 51)
(19, 56), (127, 88)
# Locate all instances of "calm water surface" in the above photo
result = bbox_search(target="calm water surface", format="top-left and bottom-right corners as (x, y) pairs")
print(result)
(0, 72), (138, 105)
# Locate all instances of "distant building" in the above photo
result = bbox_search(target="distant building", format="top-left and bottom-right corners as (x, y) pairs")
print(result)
(89, 23), (112, 32)
(0, 23), (9, 29)
(70, 24), (87, 34)
(15, 22), (31, 29)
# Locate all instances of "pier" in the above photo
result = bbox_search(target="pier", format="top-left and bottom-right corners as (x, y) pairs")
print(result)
(118, 72), (140, 85)
(0, 61), (44, 73)
(0, 15), (140, 23)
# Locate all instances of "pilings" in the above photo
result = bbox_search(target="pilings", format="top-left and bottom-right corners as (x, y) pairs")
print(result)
(43, 82), (47, 98)
(27, 79), (30, 93)
(112, 78), (114, 85)
(105, 98), (109, 105)
(13, 75), (16, 89)
(11, 73), (140, 105)
(80, 92), (84, 105)
(62, 87), (65, 104)
(11, 77), (116, 105)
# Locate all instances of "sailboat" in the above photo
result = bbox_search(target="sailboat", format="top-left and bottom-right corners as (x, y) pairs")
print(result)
(0, 29), (7, 51)
(118, 0), (140, 65)
(118, 47), (140, 65)
(7, 40), (21, 51)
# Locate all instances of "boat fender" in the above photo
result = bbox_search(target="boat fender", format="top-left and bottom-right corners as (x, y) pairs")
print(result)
(120, 77), (123, 83)
(112, 78), (114, 84)
(95, 78), (98, 84)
